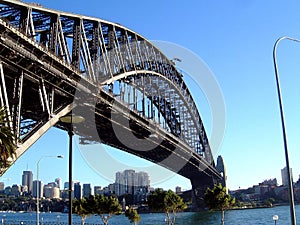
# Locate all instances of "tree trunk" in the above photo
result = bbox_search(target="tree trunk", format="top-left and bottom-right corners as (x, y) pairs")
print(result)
(172, 211), (177, 225)
(166, 212), (171, 225)
(81, 217), (86, 225)
(101, 215), (108, 225)
(221, 210), (225, 225)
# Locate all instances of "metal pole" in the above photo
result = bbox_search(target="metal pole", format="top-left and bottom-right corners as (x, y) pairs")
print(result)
(59, 114), (84, 225)
(36, 160), (40, 225)
(273, 36), (300, 225)
(36, 155), (63, 225)
(68, 125), (73, 225)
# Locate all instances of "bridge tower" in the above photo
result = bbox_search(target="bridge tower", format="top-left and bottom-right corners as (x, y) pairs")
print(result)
(190, 157), (225, 210)
(216, 155), (227, 191)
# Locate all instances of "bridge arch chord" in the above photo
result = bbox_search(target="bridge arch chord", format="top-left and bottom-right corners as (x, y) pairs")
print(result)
(0, 0), (214, 165)
(100, 69), (213, 163)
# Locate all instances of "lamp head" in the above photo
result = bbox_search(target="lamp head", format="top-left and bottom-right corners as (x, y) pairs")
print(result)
(273, 215), (279, 221)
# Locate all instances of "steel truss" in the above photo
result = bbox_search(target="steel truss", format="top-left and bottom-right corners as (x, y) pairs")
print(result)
(0, 0), (217, 176)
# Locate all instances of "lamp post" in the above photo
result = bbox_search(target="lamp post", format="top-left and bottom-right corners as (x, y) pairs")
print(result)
(273, 215), (279, 225)
(36, 155), (63, 225)
(273, 36), (300, 225)
(59, 114), (84, 225)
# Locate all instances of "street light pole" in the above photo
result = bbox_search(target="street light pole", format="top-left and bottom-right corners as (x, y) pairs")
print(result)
(273, 36), (300, 225)
(68, 125), (73, 225)
(36, 155), (63, 225)
(59, 114), (84, 225)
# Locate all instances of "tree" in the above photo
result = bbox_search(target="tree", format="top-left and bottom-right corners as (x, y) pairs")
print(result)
(93, 194), (122, 225)
(0, 106), (16, 171)
(148, 188), (187, 225)
(125, 207), (141, 225)
(204, 183), (235, 225)
(73, 198), (93, 225)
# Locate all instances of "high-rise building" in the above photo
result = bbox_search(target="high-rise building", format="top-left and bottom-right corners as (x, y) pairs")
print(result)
(64, 181), (74, 190)
(82, 184), (92, 198)
(11, 184), (21, 197)
(108, 184), (115, 195)
(47, 182), (57, 188)
(4, 186), (11, 195)
(0, 182), (4, 191)
(55, 178), (62, 189)
(33, 180), (43, 198)
(114, 170), (150, 197)
(74, 182), (81, 199)
(137, 172), (150, 187)
(22, 171), (33, 193)
(52, 187), (60, 199)
(94, 186), (102, 195)
(44, 185), (53, 198)
(175, 186), (182, 194)
(44, 185), (60, 199)
(21, 185), (28, 194)
(281, 167), (293, 186)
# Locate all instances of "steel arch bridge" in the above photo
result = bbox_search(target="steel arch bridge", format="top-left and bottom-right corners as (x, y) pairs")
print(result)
(0, 0), (224, 208)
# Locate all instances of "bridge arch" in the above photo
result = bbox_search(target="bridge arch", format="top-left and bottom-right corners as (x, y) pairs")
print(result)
(0, 0), (223, 208)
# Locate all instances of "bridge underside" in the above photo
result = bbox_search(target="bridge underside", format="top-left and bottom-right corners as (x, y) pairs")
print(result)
(73, 95), (222, 209)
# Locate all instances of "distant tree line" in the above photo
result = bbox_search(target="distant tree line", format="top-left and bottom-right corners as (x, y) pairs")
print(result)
(0, 194), (67, 212)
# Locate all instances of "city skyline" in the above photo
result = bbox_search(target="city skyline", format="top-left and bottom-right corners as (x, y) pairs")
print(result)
(1, 169), (153, 201)
(2, 0), (300, 191)
(2, 165), (299, 196)
(2, 169), (151, 191)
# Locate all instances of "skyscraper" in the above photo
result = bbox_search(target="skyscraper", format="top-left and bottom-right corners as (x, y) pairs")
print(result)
(0, 182), (4, 191)
(74, 182), (81, 199)
(33, 180), (43, 198)
(55, 178), (62, 189)
(11, 184), (21, 197)
(22, 171), (33, 194)
(114, 170), (150, 197)
(94, 186), (102, 195)
(82, 184), (92, 198)
(281, 167), (293, 186)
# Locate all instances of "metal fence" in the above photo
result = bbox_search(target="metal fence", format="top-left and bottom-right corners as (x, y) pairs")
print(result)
(1, 220), (104, 225)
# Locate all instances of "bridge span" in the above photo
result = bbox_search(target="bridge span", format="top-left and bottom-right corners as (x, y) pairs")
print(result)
(0, 0), (224, 208)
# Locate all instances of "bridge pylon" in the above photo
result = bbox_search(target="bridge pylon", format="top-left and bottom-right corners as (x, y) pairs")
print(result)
(190, 170), (220, 210)
(190, 155), (227, 210)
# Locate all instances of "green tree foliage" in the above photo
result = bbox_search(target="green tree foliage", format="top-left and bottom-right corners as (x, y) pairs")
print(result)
(125, 207), (141, 225)
(204, 183), (235, 225)
(92, 194), (122, 225)
(73, 198), (93, 225)
(73, 195), (121, 225)
(263, 197), (275, 207)
(148, 188), (187, 225)
(0, 106), (16, 171)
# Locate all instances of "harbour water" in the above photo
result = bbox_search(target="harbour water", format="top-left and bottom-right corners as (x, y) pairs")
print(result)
(1, 205), (300, 225)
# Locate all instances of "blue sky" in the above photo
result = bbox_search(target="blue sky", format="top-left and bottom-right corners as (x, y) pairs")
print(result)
(3, 0), (300, 191)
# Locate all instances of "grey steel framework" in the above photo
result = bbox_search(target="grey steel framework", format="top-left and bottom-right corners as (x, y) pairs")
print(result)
(0, 0), (222, 207)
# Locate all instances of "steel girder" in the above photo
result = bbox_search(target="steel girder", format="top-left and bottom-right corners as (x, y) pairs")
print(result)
(0, 0), (217, 175)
